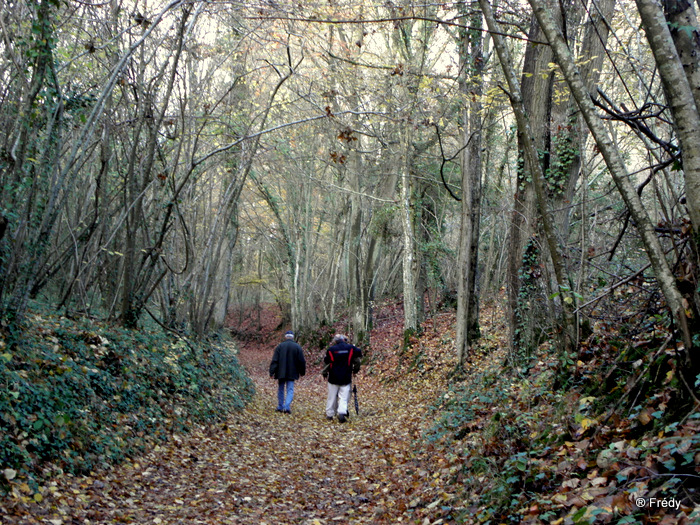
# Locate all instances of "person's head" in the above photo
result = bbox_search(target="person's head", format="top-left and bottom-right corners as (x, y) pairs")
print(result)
(332, 333), (346, 344)
(285, 330), (294, 340)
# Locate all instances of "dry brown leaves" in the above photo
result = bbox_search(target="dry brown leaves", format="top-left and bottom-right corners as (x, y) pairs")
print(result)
(2, 322), (460, 525)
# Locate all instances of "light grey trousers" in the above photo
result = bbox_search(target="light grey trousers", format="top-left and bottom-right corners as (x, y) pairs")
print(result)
(326, 383), (351, 417)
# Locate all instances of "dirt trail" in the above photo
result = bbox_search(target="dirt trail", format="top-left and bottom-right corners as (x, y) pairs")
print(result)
(21, 340), (453, 525)
(186, 342), (442, 524)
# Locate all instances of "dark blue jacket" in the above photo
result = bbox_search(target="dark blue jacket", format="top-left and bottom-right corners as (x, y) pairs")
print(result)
(324, 341), (362, 386)
(270, 339), (306, 381)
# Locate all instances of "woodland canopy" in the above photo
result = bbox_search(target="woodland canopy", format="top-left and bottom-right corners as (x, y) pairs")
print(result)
(0, 0), (698, 352)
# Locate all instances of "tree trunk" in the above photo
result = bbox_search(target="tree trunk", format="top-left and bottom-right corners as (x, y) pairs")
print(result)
(401, 135), (419, 334)
(639, 0), (700, 233)
(504, 15), (552, 357)
(456, 3), (484, 367)
(480, 0), (577, 356)
(348, 163), (366, 341)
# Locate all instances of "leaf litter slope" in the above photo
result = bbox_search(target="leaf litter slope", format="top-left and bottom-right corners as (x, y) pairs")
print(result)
(14, 331), (453, 525)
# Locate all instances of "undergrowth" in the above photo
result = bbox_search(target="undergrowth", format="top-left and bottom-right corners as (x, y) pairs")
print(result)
(0, 309), (254, 495)
(424, 323), (700, 524)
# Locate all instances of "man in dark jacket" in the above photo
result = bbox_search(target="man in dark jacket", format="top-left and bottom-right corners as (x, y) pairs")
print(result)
(269, 330), (306, 414)
(323, 334), (361, 423)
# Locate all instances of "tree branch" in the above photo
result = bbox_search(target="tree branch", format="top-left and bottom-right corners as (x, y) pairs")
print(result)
(434, 123), (463, 201)
(244, 14), (549, 45)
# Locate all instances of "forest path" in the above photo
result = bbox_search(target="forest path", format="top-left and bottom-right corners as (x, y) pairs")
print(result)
(197, 341), (437, 524)
(38, 339), (454, 525)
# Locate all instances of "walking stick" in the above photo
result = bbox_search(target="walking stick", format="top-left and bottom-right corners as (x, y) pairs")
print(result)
(352, 378), (359, 415)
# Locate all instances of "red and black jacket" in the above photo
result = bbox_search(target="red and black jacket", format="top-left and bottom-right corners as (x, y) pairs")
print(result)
(324, 341), (361, 386)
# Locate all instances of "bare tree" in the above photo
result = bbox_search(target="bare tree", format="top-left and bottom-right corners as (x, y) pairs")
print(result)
(455, 0), (485, 367)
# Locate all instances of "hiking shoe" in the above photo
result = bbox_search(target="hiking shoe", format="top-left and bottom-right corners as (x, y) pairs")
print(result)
(283, 409), (291, 414)
(326, 416), (334, 421)
(275, 408), (283, 413)
(338, 413), (347, 423)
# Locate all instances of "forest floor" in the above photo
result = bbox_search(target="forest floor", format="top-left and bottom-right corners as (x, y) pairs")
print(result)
(6, 301), (697, 524)
(4, 306), (465, 524)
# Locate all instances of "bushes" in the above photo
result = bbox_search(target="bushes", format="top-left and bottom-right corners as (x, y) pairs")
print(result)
(0, 311), (253, 491)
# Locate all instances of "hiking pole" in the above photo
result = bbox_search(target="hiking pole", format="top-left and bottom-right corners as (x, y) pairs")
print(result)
(352, 376), (359, 415)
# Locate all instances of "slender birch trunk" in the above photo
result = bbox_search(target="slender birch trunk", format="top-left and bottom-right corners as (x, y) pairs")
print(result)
(636, 0), (700, 231)
(401, 137), (419, 334)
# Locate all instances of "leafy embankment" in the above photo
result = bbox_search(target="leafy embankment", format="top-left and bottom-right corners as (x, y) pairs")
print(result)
(0, 311), (253, 502)
(409, 300), (700, 524)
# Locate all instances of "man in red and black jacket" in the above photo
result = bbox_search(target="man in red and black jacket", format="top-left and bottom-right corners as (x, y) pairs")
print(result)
(323, 334), (361, 423)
